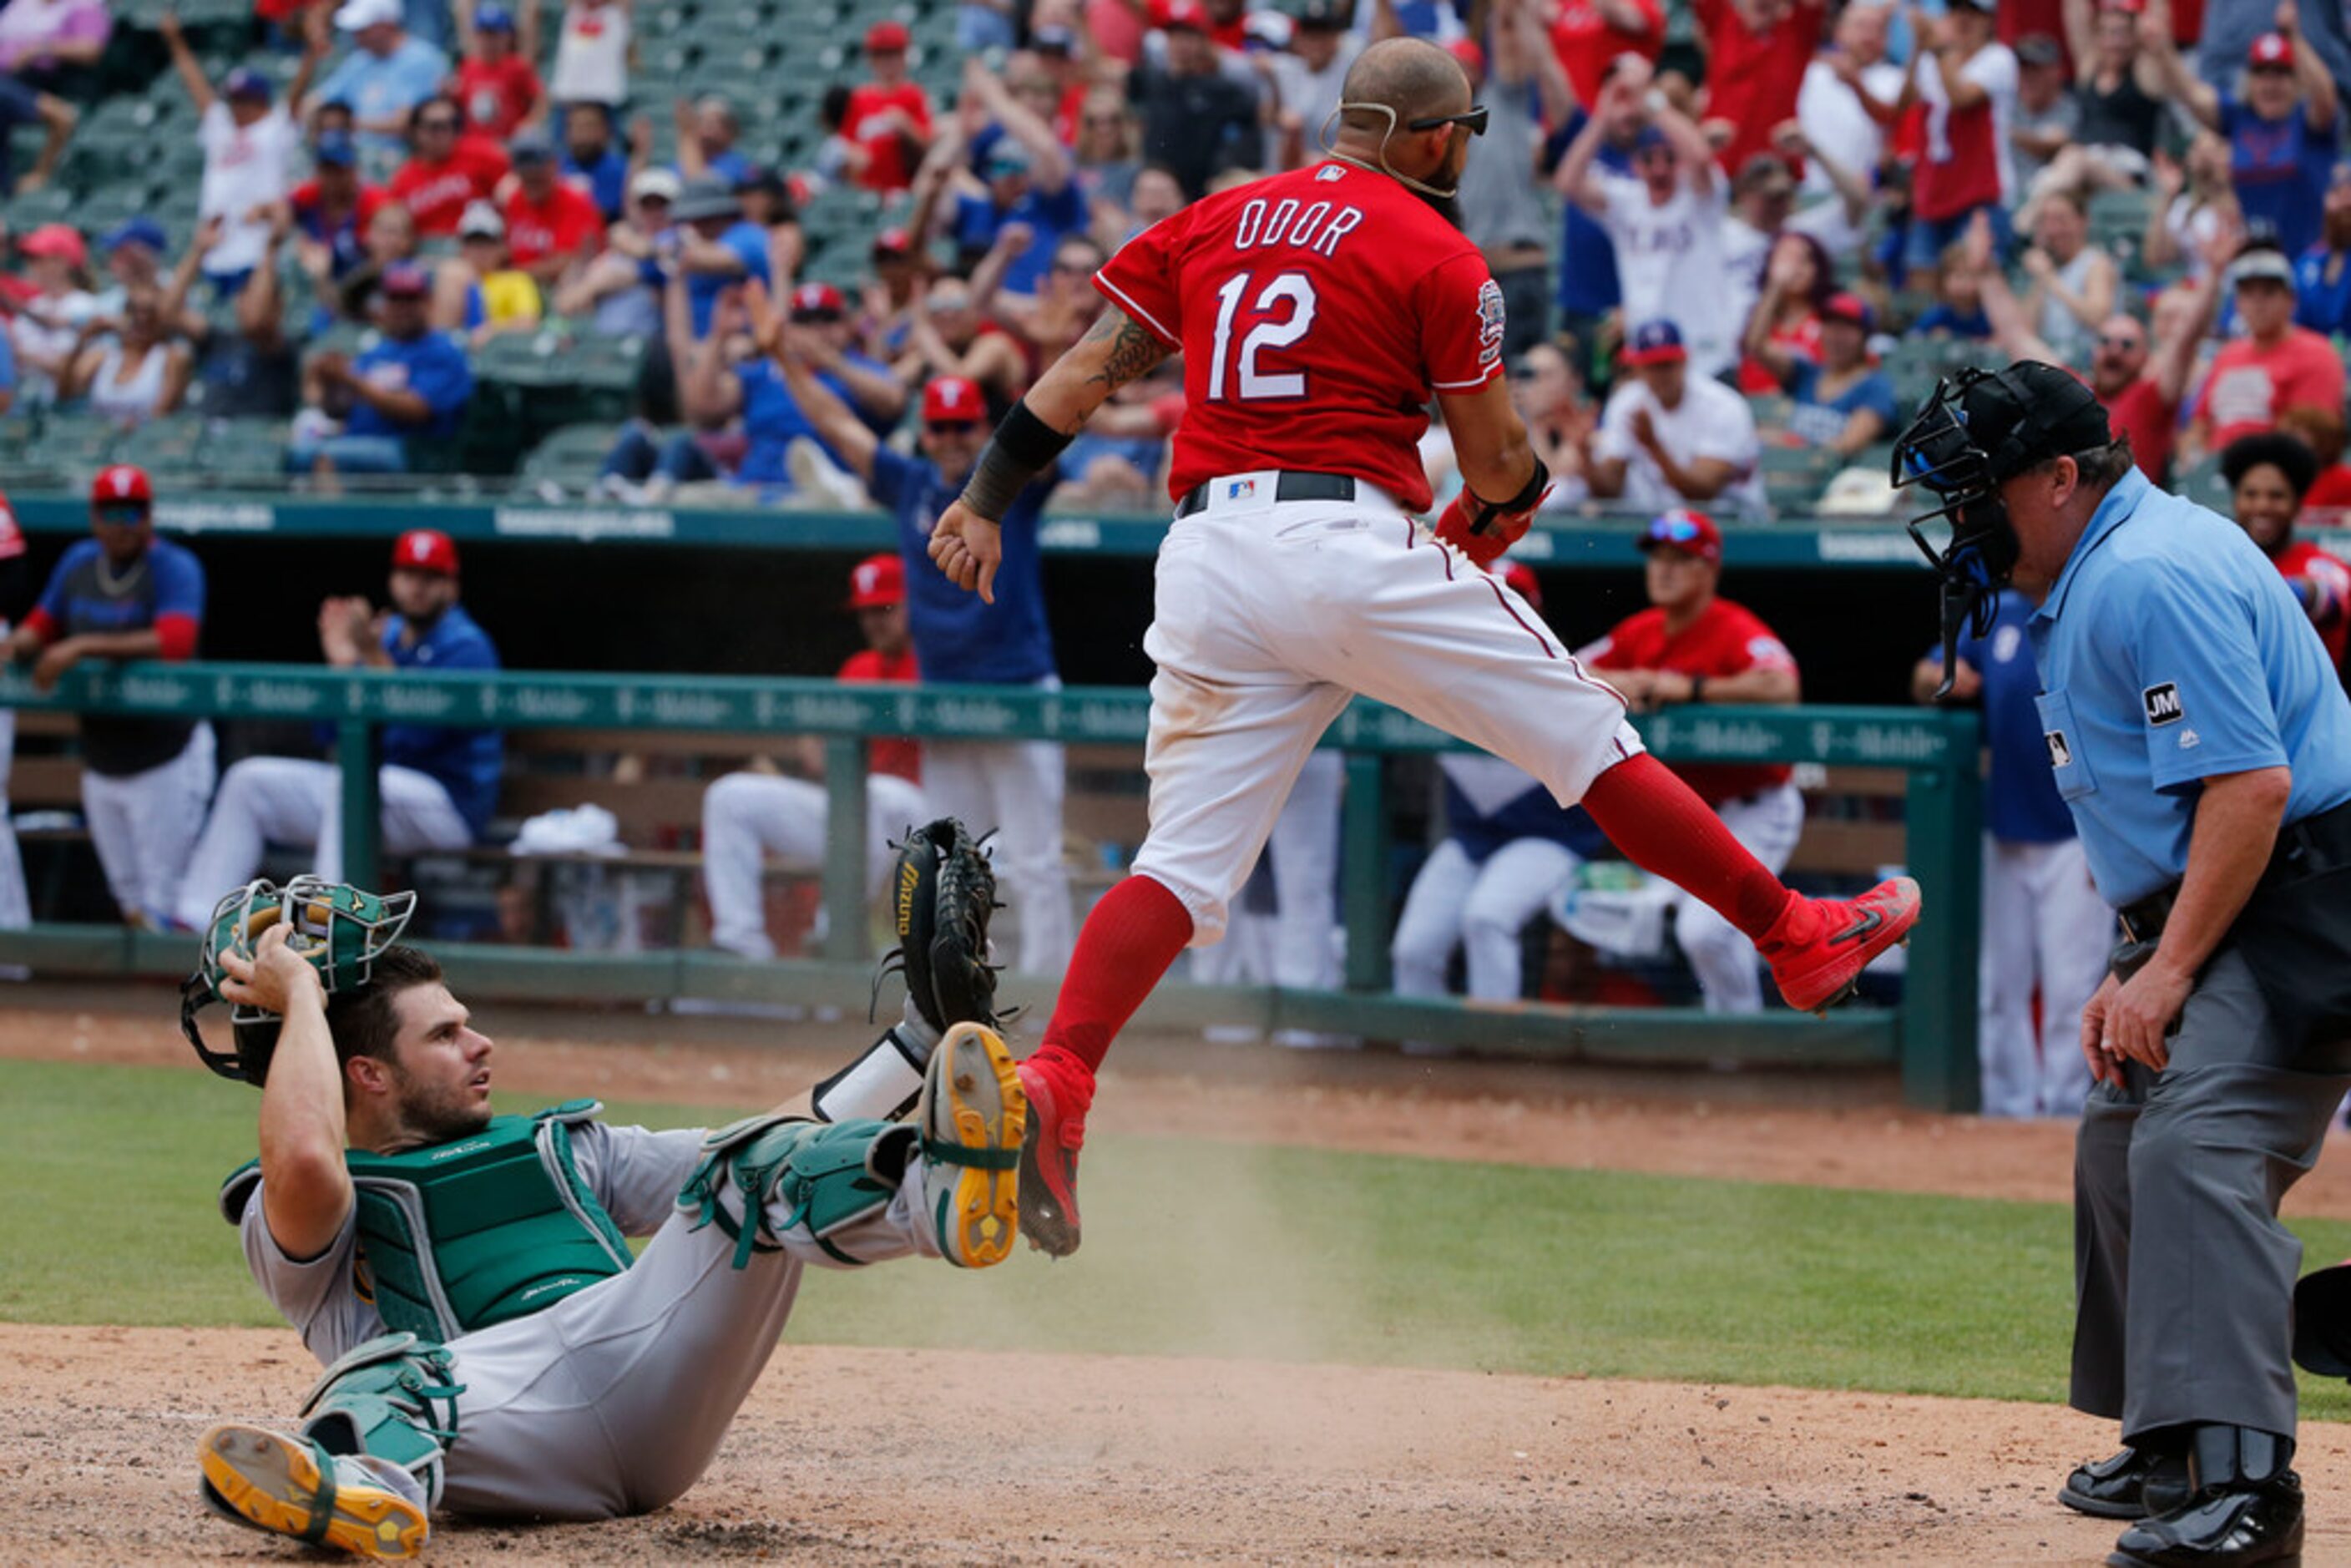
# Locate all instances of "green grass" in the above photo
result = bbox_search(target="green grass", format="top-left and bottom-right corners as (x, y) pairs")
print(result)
(8, 1057), (2350, 1416)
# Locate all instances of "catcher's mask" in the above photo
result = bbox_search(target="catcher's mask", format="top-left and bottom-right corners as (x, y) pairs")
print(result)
(1890, 362), (2110, 699)
(181, 877), (418, 1085)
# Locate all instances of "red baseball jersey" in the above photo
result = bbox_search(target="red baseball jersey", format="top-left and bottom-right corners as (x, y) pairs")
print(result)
(841, 647), (922, 781)
(1581, 596), (1797, 804)
(2273, 539), (2351, 669)
(1092, 159), (1506, 513)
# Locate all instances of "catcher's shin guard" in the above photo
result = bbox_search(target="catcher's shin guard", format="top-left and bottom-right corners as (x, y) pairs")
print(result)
(199, 1424), (431, 1561)
(918, 1022), (1027, 1268)
(680, 1114), (919, 1268)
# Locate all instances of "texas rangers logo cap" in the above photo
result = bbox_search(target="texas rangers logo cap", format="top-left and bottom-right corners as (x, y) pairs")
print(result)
(2248, 31), (2293, 67)
(1621, 318), (1688, 367)
(923, 377), (983, 425)
(392, 529), (460, 576)
(90, 464), (153, 507)
(1640, 508), (1722, 564)
(846, 551), (905, 609)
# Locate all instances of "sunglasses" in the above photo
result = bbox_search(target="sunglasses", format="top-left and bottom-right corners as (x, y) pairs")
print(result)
(926, 419), (981, 434)
(1408, 105), (1489, 136)
(1643, 515), (1704, 545)
(94, 504), (148, 527)
(418, 117), (460, 131)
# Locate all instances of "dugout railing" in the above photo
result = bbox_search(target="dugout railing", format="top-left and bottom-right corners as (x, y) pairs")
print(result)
(0, 665), (1984, 1110)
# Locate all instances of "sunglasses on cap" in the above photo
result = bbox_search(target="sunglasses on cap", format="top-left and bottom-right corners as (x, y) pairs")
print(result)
(1642, 513), (1705, 546)
(1408, 105), (1489, 135)
(94, 503), (149, 526)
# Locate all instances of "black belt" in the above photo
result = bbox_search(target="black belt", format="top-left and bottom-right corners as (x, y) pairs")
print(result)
(2116, 798), (2351, 944)
(1174, 471), (1355, 518)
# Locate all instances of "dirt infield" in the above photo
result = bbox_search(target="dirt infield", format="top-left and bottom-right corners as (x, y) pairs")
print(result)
(11, 983), (2351, 1564)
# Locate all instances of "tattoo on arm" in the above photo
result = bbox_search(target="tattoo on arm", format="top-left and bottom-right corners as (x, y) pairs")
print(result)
(1082, 309), (1172, 394)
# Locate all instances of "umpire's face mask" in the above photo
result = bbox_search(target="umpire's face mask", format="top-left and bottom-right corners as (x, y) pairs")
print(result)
(1891, 374), (2022, 701)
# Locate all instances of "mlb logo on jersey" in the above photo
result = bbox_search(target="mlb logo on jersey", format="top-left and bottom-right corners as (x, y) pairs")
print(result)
(2046, 729), (2074, 769)
(1227, 478), (1256, 501)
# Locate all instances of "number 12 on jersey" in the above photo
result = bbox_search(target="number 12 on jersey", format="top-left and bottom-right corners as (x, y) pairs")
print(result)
(1206, 271), (1318, 402)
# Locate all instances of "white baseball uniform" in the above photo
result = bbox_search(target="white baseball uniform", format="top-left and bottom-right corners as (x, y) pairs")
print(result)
(1979, 832), (2110, 1119)
(85, 721), (216, 923)
(921, 718), (1073, 976)
(1391, 753), (1588, 1002)
(0, 707), (28, 937)
(176, 758), (472, 929)
(702, 770), (930, 959)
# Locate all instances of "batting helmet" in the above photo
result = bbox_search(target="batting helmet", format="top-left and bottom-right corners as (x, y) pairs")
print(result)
(180, 877), (418, 1085)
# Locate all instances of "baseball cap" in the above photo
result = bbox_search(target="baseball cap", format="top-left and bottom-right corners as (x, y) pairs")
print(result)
(90, 464), (153, 508)
(1632, 124), (1669, 154)
(2014, 33), (2063, 68)
(1622, 318), (1687, 367)
(872, 225), (914, 258)
(1734, 152), (1795, 196)
(1640, 508), (1722, 564)
(1939, 362), (2115, 486)
(393, 529), (460, 576)
(670, 175), (741, 222)
(1447, 38), (1486, 76)
(846, 551), (905, 609)
(789, 281), (847, 320)
(1822, 291), (1874, 330)
(1295, 0), (1348, 30)
(335, 0), (402, 29)
(923, 376), (984, 424)
(379, 260), (432, 298)
(458, 200), (505, 240)
(630, 166), (681, 203)
(314, 129), (359, 168)
(1031, 23), (1077, 53)
(1162, 0), (1211, 33)
(2249, 31), (2294, 67)
(2227, 248), (2298, 291)
(102, 216), (168, 256)
(508, 129), (556, 164)
(1501, 559), (1542, 611)
(474, 2), (516, 28)
(19, 223), (86, 266)
(864, 18), (910, 50)
(223, 65), (272, 100)
(983, 139), (1034, 178)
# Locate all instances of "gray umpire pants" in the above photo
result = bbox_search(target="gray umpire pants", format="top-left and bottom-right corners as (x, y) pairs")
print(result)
(2071, 864), (2351, 1445)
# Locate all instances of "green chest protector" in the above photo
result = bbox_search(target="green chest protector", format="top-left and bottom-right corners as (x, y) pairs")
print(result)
(220, 1100), (635, 1343)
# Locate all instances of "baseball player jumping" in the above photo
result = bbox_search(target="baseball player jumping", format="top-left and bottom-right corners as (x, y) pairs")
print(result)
(926, 38), (1922, 1257)
(186, 827), (1020, 1559)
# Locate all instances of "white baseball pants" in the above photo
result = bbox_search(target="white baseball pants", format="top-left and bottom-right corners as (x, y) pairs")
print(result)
(1671, 781), (1806, 1014)
(1978, 832), (2111, 1118)
(1390, 835), (1582, 1001)
(700, 770), (930, 959)
(0, 710), (27, 933)
(1190, 748), (1343, 990)
(83, 721), (214, 924)
(175, 756), (470, 928)
(920, 690), (1071, 974)
(1131, 476), (1642, 947)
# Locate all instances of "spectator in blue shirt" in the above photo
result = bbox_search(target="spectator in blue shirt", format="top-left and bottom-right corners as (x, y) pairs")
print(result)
(1772, 292), (1898, 458)
(671, 175), (770, 338)
(675, 94), (751, 187)
(2146, 13), (2341, 258)
(1910, 237), (1995, 339)
(2295, 160), (2351, 334)
(174, 529), (503, 929)
(770, 336), (1073, 973)
(313, 0), (451, 179)
(560, 100), (635, 221)
(1913, 590), (2109, 1119)
(949, 61), (1082, 297)
(291, 261), (475, 476)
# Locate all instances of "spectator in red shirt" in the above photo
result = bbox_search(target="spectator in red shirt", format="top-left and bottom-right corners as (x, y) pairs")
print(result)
(289, 130), (392, 283)
(2189, 247), (2349, 457)
(1697, 0), (1824, 186)
(451, 3), (543, 140)
(501, 129), (603, 281)
(388, 93), (511, 236)
(1575, 508), (1805, 1014)
(2221, 430), (2351, 666)
(1900, 0), (2020, 275)
(1551, 0), (1663, 112)
(2281, 404), (2351, 513)
(839, 19), (933, 193)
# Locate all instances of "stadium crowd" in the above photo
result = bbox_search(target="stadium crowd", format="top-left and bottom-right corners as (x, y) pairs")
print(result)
(2, 0), (2351, 1098)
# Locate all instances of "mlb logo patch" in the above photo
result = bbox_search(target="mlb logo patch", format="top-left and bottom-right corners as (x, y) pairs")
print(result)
(2143, 682), (2183, 726)
(1316, 164), (1347, 182)
(1227, 478), (1256, 501)
(2045, 730), (2073, 769)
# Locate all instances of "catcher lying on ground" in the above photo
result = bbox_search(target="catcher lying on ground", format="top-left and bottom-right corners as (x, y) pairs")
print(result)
(184, 820), (1019, 1560)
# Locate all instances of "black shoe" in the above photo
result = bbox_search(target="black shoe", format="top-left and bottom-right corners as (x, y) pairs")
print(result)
(2065, 1446), (2193, 1520)
(2107, 1473), (2303, 1567)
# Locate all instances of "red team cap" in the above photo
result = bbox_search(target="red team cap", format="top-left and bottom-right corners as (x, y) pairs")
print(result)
(1621, 318), (1687, 367)
(1501, 559), (1542, 610)
(1447, 38), (1486, 76)
(864, 18), (909, 49)
(789, 281), (847, 320)
(394, 528), (461, 575)
(923, 376), (984, 425)
(846, 551), (905, 609)
(90, 464), (153, 506)
(1640, 508), (1722, 565)
(2248, 31), (2293, 67)
(1160, 0), (1210, 32)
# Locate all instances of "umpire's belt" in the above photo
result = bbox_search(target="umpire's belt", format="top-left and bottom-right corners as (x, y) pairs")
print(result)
(1175, 471), (1356, 518)
(2116, 798), (2351, 944)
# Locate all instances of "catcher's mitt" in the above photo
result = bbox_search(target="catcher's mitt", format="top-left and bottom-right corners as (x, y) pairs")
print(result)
(181, 877), (418, 1086)
(880, 817), (1003, 1034)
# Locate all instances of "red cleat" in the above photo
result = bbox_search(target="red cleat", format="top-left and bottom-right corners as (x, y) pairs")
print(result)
(1014, 1051), (1094, 1257)
(1757, 876), (1923, 1014)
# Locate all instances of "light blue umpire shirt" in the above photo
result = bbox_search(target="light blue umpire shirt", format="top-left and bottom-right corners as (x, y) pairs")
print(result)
(2028, 467), (2351, 909)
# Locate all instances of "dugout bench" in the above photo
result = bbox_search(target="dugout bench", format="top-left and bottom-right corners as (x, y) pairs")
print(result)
(0, 665), (1984, 1110)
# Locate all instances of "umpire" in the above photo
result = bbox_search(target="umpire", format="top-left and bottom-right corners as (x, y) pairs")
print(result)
(1893, 362), (2351, 1568)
